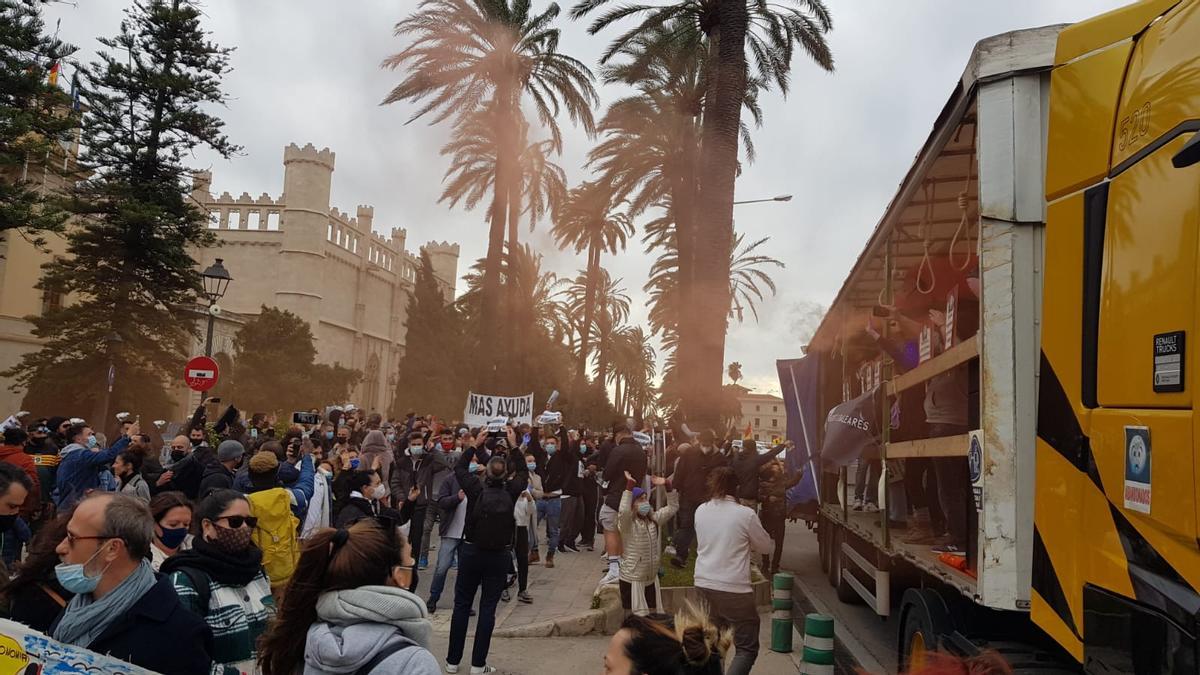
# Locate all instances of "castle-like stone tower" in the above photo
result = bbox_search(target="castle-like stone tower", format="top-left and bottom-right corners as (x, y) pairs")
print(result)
(185, 143), (460, 415)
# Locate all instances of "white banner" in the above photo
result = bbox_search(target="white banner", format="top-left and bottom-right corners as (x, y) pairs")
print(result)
(464, 392), (534, 427)
(0, 618), (154, 673)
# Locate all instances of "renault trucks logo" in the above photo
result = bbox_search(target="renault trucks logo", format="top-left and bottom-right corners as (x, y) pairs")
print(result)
(1123, 426), (1151, 514)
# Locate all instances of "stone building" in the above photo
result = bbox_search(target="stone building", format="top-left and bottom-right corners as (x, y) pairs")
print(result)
(735, 390), (788, 444)
(0, 141), (459, 419)
(184, 142), (459, 417)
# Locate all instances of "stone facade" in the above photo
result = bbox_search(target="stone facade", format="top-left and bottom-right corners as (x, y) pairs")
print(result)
(0, 141), (459, 420)
(736, 391), (788, 444)
(183, 142), (459, 417)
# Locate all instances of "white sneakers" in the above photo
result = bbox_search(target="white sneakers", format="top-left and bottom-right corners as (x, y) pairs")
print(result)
(598, 570), (620, 586)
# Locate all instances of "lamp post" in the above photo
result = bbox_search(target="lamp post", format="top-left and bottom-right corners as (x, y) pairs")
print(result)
(732, 194), (793, 205)
(200, 258), (232, 357)
(95, 332), (122, 433)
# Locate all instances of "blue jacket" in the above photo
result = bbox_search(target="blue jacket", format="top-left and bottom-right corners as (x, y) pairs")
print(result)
(54, 436), (130, 508)
(242, 455), (315, 520)
(49, 575), (214, 675)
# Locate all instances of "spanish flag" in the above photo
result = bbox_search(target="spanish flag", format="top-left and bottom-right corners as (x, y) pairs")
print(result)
(48, 61), (60, 87)
(743, 422), (753, 439)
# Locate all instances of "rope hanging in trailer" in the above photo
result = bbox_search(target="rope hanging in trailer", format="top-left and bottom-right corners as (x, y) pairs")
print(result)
(915, 180), (936, 295)
(950, 132), (977, 271)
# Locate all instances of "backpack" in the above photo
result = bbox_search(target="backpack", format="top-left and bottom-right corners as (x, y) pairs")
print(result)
(470, 483), (515, 551)
(247, 488), (300, 586)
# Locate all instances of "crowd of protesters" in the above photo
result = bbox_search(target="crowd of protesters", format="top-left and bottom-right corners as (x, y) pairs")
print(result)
(0, 400), (813, 674)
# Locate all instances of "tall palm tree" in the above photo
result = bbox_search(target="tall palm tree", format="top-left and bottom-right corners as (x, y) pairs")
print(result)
(383, 0), (597, 333)
(727, 361), (742, 385)
(551, 180), (634, 380)
(588, 270), (632, 387)
(610, 325), (656, 417)
(573, 0), (833, 426)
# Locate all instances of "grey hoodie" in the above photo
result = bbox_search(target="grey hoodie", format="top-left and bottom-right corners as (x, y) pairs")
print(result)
(304, 585), (439, 675)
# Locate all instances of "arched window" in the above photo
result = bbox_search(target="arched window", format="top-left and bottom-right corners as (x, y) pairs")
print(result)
(363, 352), (381, 412)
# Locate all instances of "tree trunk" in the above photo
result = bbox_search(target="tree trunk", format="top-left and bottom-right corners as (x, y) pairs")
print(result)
(481, 155), (510, 387)
(690, 0), (749, 429)
(577, 245), (599, 382)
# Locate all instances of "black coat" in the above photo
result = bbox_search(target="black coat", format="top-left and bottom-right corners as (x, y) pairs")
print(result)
(731, 444), (787, 501)
(49, 575), (213, 675)
(197, 463), (234, 499)
(673, 447), (730, 506)
(601, 439), (647, 511)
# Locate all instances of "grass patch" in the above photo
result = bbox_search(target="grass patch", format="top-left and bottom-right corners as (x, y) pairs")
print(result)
(659, 547), (697, 587)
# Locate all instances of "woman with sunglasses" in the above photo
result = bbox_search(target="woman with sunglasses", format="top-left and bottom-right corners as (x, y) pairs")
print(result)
(258, 518), (439, 675)
(162, 489), (275, 675)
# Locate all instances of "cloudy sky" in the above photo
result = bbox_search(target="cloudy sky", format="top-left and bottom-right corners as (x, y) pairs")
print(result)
(45, 0), (1126, 396)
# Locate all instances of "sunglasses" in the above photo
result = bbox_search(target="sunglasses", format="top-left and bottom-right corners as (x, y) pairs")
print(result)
(215, 515), (258, 529)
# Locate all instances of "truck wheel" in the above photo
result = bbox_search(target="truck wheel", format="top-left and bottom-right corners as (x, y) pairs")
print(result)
(898, 589), (953, 671)
(827, 525), (860, 604)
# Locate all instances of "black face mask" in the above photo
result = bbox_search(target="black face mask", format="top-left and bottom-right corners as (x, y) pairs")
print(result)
(171, 449), (187, 461)
(0, 514), (17, 532)
(190, 437), (204, 447)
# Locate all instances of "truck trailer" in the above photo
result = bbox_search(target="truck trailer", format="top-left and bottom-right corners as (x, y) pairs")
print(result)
(802, 1), (1200, 671)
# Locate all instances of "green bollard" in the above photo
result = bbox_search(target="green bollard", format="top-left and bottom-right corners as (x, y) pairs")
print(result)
(770, 572), (794, 653)
(801, 613), (835, 675)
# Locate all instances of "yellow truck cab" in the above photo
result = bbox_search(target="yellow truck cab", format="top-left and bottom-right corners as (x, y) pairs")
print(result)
(801, 1), (1200, 671)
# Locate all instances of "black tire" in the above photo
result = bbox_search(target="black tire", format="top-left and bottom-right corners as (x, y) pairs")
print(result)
(827, 524), (860, 604)
(898, 589), (954, 671)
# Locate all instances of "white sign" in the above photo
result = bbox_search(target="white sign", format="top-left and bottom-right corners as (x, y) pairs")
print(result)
(0, 618), (154, 674)
(464, 392), (534, 427)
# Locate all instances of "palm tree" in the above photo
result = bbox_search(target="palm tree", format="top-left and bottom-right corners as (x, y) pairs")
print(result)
(383, 0), (597, 333)
(588, 270), (632, 387)
(551, 181), (634, 380)
(573, 0), (833, 426)
(610, 325), (656, 417)
(727, 361), (742, 385)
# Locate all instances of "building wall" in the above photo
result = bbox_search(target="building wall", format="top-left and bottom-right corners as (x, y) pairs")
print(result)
(737, 393), (788, 444)
(0, 142), (459, 421)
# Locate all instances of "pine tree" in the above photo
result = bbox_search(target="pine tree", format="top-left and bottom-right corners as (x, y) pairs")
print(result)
(0, 0), (77, 248)
(391, 251), (467, 419)
(5, 0), (238, 419)
(229, 306), (360, 414)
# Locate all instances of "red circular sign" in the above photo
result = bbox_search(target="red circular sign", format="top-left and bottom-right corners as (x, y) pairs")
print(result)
(184, 355), (219, 392)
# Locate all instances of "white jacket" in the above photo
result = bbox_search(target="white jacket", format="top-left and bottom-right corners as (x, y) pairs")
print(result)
(513, 473), (543, 529)
(694, 496), (774, 593)
(618, 489), (679, 583)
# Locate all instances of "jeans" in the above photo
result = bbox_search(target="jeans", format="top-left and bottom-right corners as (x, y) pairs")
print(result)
(854, 459), (881, 504)
(929, 423), (970, 545)
(407, 506), (426, 592)
(536, 498), (562, 553)
(558, 495), (580, 547)
(579, 481), (598, 546)
(672, 501), (700, 561)
(421, 507), (439, 558)
(698, 586), (760, 675)
(514, 526), (529, 591)
(447, 542), (508, 668)
(427, 536), (463, 605)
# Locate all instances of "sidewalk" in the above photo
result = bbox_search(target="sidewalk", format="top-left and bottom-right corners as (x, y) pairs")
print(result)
(419, 537), (806, 673)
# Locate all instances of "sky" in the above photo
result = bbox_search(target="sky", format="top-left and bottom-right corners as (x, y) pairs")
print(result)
(44, 0), (1128, 398)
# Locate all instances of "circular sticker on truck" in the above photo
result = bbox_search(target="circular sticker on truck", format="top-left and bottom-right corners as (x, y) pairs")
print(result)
(968, 435), (983, 483)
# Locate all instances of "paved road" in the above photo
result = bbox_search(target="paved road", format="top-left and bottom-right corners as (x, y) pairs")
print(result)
(778, 520), (898, 674)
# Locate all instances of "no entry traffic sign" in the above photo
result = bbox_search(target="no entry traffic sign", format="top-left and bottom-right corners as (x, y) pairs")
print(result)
(184, 355), (219, 392)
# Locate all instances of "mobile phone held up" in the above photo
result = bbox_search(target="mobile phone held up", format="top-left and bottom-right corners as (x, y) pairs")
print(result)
(293, 411), (320, 426)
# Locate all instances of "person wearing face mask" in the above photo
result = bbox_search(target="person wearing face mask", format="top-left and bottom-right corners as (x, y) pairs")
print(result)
(669, 430), (729, 570)
(257, 518), (439, 675)
(617, 472), (677, 615)
(335, 470), (417, 528)
(24, 420), (59, 516)
(506, 452), (543, 605)
(162, 489), (275, 674)
(244, 447), (315, 595)
(50, 493), (214, 674)
(390, 431), (448, 592)
(1, 426), (40, 517)
(113, 451), (150, 503)
(0, 463), (33, 565)
(427, 459), (474, 613)
(54, 422), (133, 510)
(148, 491), (193, 570)
(598, 425), (647, 585)
(444, 431), (527, 674)
(197, 439), (246, 497)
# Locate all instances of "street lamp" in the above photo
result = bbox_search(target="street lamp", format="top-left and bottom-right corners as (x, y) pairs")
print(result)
(95, 332), (122, 432)
(732, 194), (793, 205)
(201, 258), (232, 357)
